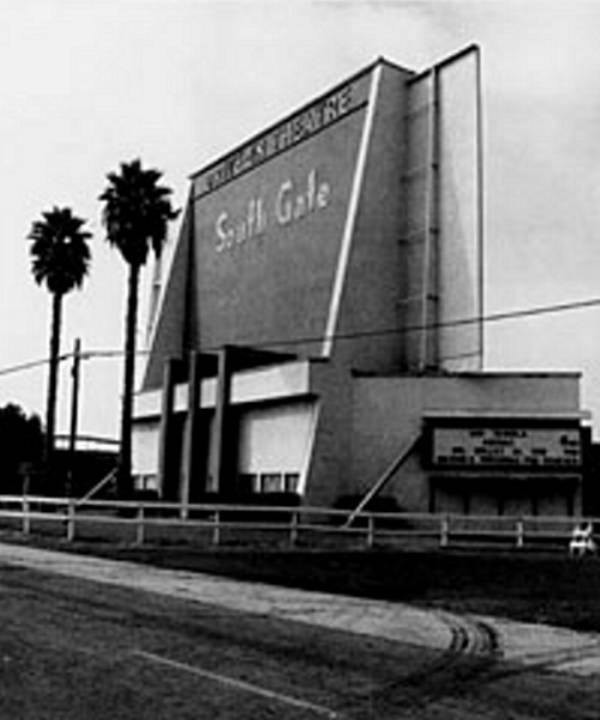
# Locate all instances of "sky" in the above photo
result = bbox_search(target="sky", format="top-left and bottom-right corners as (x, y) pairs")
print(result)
(1, 0), (600, 441)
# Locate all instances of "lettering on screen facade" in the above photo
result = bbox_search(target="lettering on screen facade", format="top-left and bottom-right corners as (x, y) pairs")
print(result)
(215, 168), (331, 254)
(193, 74), (369, 199)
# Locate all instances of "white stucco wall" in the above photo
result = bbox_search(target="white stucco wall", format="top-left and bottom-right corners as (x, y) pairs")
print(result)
(132, 420), (160, 477)
(237, 401), (317, 493)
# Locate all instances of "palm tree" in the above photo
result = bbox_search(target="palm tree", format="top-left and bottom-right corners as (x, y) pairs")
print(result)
(99, 159), (178, 498)
(28, 207), (91, 482)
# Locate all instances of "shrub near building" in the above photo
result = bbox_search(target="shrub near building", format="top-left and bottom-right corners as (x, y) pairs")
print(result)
(0, 403), (44, 494)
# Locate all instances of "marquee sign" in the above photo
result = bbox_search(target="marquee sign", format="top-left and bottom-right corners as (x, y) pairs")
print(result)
(431, 427), (582, 469)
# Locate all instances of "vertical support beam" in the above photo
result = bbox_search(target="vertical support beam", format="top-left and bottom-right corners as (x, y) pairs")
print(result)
(289, 511), (298, 547)
(157, 358), (180, 499)
(440, 515), (449, 548)
(366, 515), (375, 549)
(136, 503), (145, 545)
(67, 337), (82, 497)
(22, 497), (30, 535)
(66, 498), (76, 542)
(420, 66), (440, 371)
(210, 346), (234, 495)
(475, 46), (485, 370)
(181, 350), (203, 517)
(145, 254), (163, 345)
(516, 518), (524, 548)
(212, 510), (221, 546)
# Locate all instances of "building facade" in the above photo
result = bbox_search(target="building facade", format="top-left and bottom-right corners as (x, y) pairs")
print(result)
(132, 46), (590, 516)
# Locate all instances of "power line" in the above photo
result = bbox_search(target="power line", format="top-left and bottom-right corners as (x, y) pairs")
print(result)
(0, 349), (148, 378)
(0, 353), (71, 378)
(0, 294), (599, 380)
(203, 295), (600, 353)
(80, 349), (150, 360)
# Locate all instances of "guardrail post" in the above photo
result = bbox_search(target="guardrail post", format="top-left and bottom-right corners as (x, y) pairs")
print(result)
(440, 515), (449, 548)
(366, 515), (375, 549)
(179, 502), (188, 521)
(22, 496), (30, 535)
(136, 503), (145, 546)
(212, 510), (220, 546)
(66, 499), (76, 542)
(516, 518), (524, 548)
(289, 511), (298, 547)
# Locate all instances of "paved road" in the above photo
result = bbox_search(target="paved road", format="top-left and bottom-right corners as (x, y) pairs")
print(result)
(3, 542), (600, 718)
(1, 542), (599, 677)
(0, 543), (453, 649)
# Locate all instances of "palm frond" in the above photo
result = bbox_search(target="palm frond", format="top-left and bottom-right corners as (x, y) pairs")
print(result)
(99, 159), (179, 267)
(27, 207), (92, 295)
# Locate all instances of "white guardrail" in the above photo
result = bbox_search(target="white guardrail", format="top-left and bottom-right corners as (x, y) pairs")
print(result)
(0, 495), (593, 551)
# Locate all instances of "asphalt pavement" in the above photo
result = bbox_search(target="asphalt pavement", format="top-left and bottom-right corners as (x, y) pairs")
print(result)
(0, 542), (599, 677)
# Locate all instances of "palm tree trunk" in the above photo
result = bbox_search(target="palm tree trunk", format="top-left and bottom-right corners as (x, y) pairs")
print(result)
(45, 291), (62, 485)
(117, 261), (140, 498)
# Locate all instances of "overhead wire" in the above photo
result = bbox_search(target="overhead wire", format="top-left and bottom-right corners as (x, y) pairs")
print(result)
(0, 294), (598, 379)
(236, 295), (600, 353)
(0, 353), (71, 378)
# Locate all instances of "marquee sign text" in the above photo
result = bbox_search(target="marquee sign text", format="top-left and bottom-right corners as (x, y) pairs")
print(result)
(432, 427), (582, 469)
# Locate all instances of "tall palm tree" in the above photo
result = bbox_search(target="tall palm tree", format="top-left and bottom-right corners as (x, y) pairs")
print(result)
(28, 207), (91, 482)
(99, 159), (178, 498)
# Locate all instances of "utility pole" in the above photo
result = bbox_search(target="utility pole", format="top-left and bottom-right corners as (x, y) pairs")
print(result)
(67, 338), (81, 497)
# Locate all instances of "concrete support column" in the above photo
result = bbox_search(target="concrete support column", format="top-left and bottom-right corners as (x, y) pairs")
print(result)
(157, 358), (181, 498)
(181, 350), (203, 513)
(210, 345), (234, 495)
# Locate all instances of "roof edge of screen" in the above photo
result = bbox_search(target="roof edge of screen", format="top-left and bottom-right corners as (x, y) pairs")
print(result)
(189, 57), (412, 185)
(407, 43), (480, 84)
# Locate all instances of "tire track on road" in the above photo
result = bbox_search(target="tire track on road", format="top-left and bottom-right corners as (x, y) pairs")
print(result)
(367, 609), (501, 715)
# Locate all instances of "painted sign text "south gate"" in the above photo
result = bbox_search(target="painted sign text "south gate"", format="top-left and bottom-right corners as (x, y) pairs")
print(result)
(215, 168), (331, 254)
